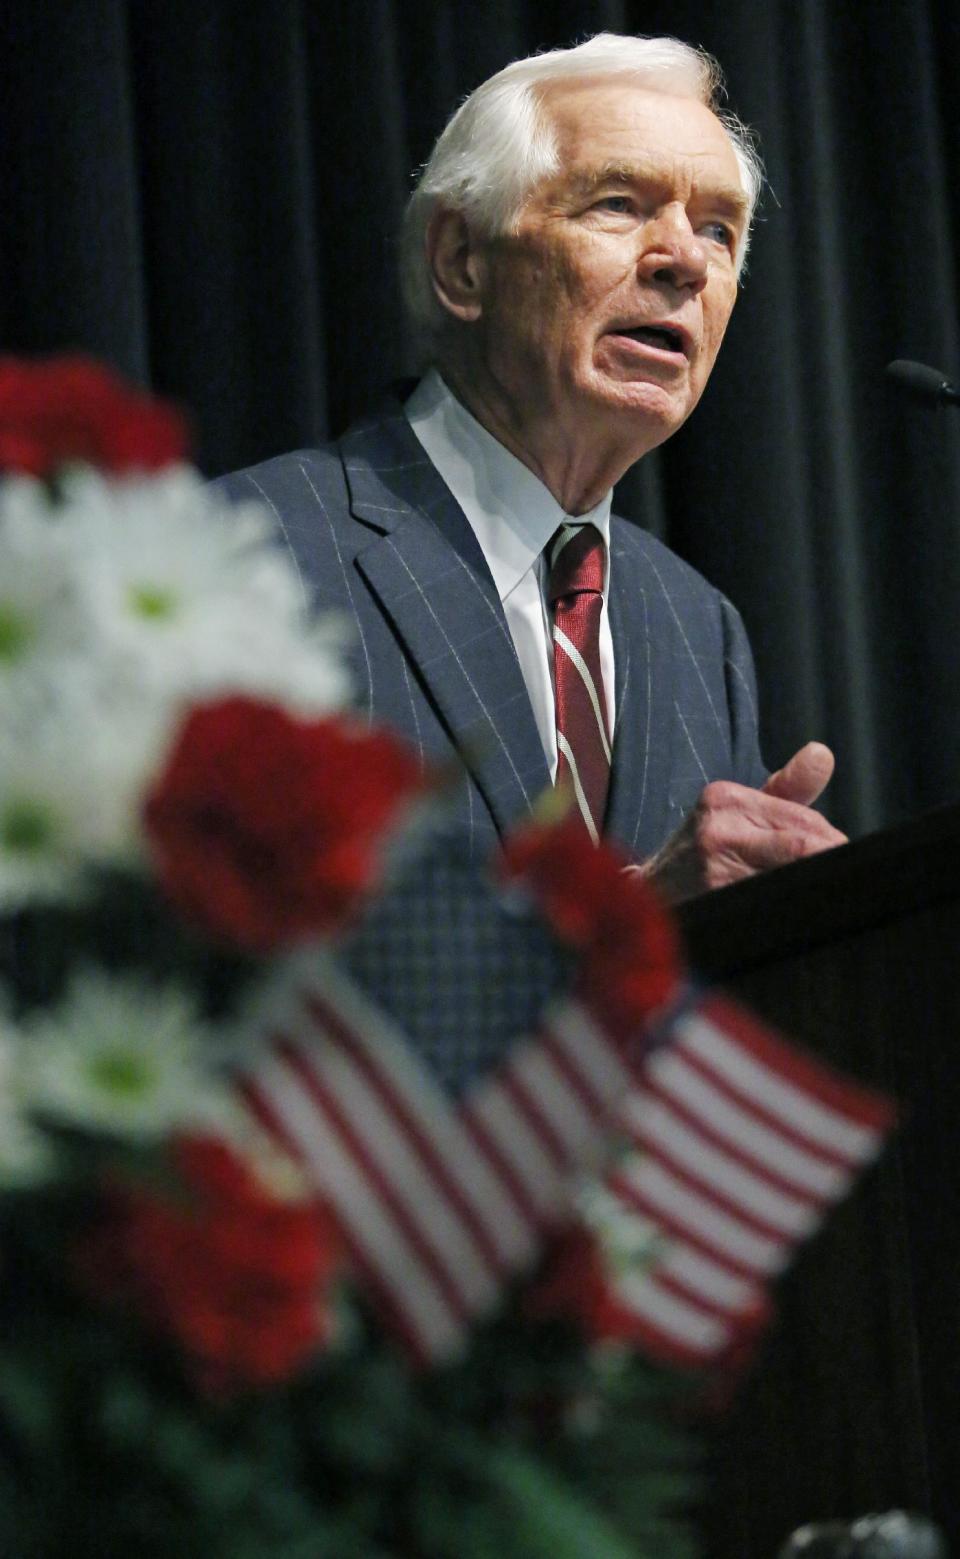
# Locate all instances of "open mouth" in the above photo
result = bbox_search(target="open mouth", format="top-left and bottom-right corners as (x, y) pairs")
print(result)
(614, 324), (687, 355)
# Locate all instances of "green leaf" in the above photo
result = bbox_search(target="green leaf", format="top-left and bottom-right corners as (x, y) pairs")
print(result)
(457, 1438), (647, 1559)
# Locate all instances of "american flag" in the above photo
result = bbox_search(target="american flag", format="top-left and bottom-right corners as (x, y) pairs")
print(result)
(238, 955), (894, 1368)
(593, 991), (896, 1367)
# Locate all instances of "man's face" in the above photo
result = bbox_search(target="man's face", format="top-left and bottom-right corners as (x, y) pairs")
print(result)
(469, 81), (748, 456)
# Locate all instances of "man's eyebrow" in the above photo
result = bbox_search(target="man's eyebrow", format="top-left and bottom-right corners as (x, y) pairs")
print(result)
(566, 161), (648, 196)
(566, 161), (750, 222)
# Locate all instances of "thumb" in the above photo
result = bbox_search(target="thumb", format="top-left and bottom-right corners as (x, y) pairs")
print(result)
(762, 741), (835, 806)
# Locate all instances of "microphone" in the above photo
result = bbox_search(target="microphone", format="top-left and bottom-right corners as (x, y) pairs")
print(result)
(885, 359), (960, 408)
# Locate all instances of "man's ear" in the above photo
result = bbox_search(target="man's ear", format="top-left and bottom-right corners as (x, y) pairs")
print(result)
(425, 207), (487, 323)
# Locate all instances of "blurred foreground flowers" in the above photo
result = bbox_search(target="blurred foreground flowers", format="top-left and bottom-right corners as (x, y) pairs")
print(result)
(0, 358), (893, 1559)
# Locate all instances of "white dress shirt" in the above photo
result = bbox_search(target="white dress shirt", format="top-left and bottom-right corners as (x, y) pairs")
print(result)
(405, 370), (615, 779)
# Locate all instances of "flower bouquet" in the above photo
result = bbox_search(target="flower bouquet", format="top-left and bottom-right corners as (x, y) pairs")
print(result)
(0, 358), (895, 1558)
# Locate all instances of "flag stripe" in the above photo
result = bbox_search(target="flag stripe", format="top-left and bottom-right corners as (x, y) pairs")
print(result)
(509, 1043), (601, 1164)
(610, 1158), (789, 1275)
(462, 1085), (568, 1225)
(654, 1242), (764, 1316)
(302, 987), (536, 1271)
(292, 1025), (502, 1311)
(458, 1106), (558, 1232)
(497, 1062), (576, 1171)
(275, 1038), (480, 1322)
(667, 1029), (860, 1174)
(679, 1002), (892, 1157)
(240, 1048), (463, 1359)
(641, 1053), (848, 1201)
(237, 1069), (308, 1162)
(699, 995), (896, 1132)
(611, 1267), (733, 1359)
(546, 1001), (637, 1107)
(539, 1022), (612, 1124)
(623, 1092), (819, 1237)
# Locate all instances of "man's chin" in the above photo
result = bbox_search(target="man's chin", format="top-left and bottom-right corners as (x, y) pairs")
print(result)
(586, 373), (692, 437)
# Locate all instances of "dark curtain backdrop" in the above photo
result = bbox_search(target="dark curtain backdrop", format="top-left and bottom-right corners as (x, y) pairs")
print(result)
(2, 3), (960, 1554)
(2, 0), (960, 840)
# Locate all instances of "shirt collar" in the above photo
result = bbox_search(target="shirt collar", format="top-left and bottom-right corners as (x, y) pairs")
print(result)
(405, 369), (612, 603)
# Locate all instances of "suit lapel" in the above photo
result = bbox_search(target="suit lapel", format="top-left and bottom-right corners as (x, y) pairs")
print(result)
(341, 404), (550, 836)
(605, 529), (672, 858)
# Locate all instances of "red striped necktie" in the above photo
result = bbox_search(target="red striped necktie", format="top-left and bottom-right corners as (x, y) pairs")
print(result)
(547, 522), (610, 842)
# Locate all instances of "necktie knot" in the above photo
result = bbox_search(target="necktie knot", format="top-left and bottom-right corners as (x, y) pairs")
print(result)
(547, 522), (605, 605)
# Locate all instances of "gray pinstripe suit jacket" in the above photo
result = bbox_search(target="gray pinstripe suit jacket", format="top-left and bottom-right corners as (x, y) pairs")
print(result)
(216, 391), (767, 864)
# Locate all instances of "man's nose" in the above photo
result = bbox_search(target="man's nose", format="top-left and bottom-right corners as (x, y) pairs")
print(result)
(637, 205), (709, 295)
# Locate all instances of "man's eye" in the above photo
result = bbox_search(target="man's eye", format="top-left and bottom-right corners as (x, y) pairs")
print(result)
(702, 220), (736, 249)
(596, 195), (632, 214)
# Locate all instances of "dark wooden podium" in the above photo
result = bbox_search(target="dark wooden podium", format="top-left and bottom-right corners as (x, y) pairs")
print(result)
(677, 804), (960, 1558)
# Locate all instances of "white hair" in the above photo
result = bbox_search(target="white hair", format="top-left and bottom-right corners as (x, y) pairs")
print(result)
(400, 32), (763, 355)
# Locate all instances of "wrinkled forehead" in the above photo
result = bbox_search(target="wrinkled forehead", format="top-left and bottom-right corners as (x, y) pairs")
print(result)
(536, 77), (747, 200)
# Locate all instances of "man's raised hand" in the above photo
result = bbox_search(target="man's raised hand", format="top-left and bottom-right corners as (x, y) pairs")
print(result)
(642, 741), (847, 905)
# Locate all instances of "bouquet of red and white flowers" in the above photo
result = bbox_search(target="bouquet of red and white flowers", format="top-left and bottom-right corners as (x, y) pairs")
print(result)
(0, 358), (894, 1559)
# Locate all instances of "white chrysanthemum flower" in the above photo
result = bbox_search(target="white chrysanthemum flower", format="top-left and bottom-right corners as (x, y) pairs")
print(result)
(15, 969), (225, 1141)
(58, 467), (351, 715)
(0, 478), (80, 671)
(0, 1020), (55, 1187)
(0, 1109), (56, 1186)
(0, 464), (352, 907)
(0, 671), (160, 906)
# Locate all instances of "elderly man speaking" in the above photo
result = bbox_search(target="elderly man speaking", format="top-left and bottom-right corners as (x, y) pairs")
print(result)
(220, 32), (845, 900)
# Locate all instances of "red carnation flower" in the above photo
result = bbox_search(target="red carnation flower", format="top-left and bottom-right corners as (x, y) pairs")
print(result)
(0, 354), (187, 476)
(78, 1134), (342, 1397)
(144, 695), (427, 952)
(501, 814), (681, 1040)
(526, 1226), (637, 1343)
